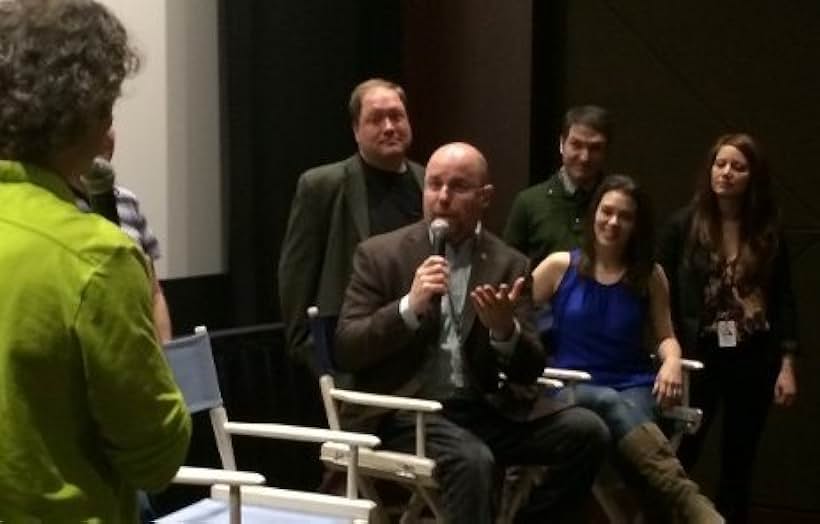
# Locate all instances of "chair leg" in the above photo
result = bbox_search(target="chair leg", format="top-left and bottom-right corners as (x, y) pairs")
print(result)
(417, 486), (444, 523)
(229, 485), (241, 524)
(667, 433), (683, 451)
(400, 487), (444, 523)
(400, 492), (426, 523)
(592, 471), (636, 524)
(496, 466), (545, 524)
(357, 477), (390, 524)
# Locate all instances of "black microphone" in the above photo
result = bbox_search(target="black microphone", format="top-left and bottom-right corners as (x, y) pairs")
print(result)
(82, 157), (120, 225)
(431, 217), (449, 257)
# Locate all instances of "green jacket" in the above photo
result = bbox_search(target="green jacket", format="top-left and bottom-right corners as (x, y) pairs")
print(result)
(278, 154), (424, 366)
(0, 161), (191, 522)
(503, 172), (594, 266)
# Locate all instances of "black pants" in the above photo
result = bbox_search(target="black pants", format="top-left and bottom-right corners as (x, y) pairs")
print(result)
(677, 334), (780, 523)
(378, 398), (609, 524)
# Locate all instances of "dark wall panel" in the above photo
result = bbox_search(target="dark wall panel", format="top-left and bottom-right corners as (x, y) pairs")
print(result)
(562, 0), (820, 512)
(401, 0), (533, 233)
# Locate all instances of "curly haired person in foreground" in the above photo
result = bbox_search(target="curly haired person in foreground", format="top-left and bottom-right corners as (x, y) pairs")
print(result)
(0, 1), (191, 521)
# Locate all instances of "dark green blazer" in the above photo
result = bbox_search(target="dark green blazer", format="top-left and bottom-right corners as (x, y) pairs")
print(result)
(278, 154), (424, 365)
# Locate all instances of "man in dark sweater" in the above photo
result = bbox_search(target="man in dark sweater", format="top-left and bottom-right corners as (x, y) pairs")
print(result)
(503, 105), (612, 266)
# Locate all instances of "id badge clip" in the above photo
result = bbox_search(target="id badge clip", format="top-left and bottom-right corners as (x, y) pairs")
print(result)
(717, 320), (737, 348)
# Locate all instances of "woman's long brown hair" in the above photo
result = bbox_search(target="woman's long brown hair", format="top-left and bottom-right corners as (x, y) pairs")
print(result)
(688, 133), (779, 283)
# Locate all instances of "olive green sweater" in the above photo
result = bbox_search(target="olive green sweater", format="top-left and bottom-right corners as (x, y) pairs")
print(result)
(503, 172), (594, 265)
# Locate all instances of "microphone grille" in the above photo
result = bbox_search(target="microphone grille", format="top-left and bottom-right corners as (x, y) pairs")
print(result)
(430, 218), (450, 237)
(91, 157), (114, 177)
(82, 156), (116, 195)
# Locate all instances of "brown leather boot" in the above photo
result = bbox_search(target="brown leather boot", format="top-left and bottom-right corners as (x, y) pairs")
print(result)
(616, 422), (724, 523)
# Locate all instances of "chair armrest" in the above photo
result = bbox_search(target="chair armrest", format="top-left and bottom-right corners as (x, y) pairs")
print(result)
(662, 406), (703, 435)
(680, 358), (703, 371)
(210, 484), (376, 519)
(331, 389), (442, 413)
(172, 466), (265, 486)
(654, 354), (703, 372)
(224, 422), (380, 448)
(498, 371), (564, 390)
(537, 377), (565, 389)
(542, 367), (592, 382)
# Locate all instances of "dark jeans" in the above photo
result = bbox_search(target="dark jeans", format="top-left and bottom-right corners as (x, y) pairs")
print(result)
(677, 334), (780, 523)
(378, 398), (609, 524)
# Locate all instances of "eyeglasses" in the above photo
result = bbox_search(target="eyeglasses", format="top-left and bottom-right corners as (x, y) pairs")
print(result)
(425, 179), (484, 195)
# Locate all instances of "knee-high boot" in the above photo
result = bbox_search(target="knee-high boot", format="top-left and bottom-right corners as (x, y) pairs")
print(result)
(616, 422), (723, 523)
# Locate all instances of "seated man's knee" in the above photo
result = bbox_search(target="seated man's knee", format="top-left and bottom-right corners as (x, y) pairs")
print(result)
(438, 438), (496, 489)
(569, 406), (611, 456)
(462, 439), (496, 477)
(542, 407), (609, 481)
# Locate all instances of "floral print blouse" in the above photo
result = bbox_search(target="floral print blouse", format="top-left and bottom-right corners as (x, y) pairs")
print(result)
(701, 254), (770, 343)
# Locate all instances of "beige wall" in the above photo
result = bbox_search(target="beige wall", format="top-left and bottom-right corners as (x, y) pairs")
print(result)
(100, 0), (223, 278)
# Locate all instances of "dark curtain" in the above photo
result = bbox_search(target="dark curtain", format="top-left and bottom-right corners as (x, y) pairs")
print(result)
(530, 1), (568, 185)
(219, 0), (403, 327)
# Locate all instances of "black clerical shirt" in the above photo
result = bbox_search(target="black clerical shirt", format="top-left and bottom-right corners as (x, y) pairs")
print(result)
(363, 159), (422, 236)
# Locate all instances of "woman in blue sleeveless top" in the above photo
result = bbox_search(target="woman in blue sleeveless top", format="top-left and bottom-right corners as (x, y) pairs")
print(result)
(532, 175), (721, 523)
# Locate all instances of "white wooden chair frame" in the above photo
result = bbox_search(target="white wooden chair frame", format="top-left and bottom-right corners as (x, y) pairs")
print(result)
(311, 307), (606, 524)
(160, 326), (380, 524)
(320, 374), (444, 524)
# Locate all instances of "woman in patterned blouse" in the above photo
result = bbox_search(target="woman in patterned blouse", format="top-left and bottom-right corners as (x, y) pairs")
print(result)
(658, 132), (798, 523)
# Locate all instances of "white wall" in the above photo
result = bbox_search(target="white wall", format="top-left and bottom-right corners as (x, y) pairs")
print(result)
(99, 0), (224, 279)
